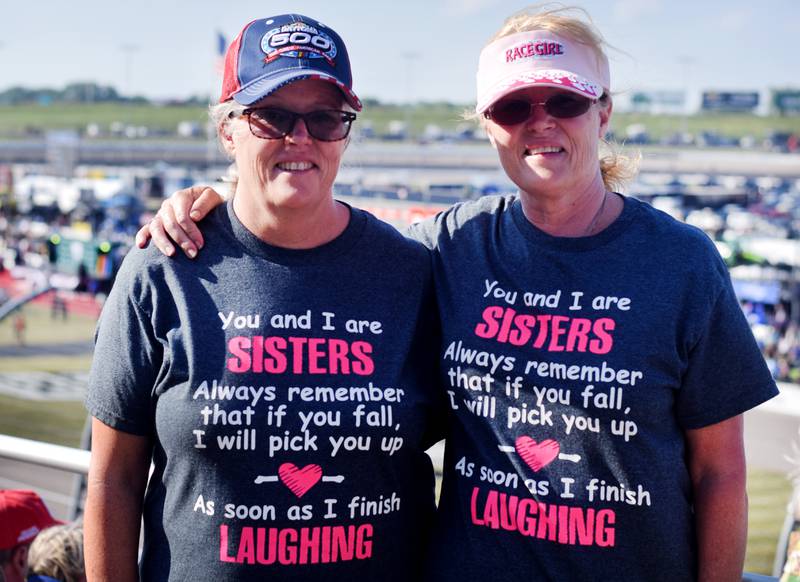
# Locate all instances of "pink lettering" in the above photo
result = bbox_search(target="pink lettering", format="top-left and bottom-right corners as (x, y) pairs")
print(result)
(547, 315), (569, 351)
(226, 336), (374, 375)
(565, 318), (591, 352)
(589, 318), (616, 354)
(219, 524), (374, 565)
(351, 341), (374, 375)
(470, 487), (616, 548)
(227, 337), (252, 373)
(219, 524), (236, 563)
(473, 306), (616, 353)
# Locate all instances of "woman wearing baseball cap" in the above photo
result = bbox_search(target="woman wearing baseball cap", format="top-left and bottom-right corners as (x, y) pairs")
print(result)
(85, 13), (443, 582)
(0, 490), (61, 582)
(136, 5), (776, 581)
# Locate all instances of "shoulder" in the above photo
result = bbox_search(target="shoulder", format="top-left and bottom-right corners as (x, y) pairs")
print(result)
(629, 197), (724, 262)
(625, 196), (730, 293)
(406, 194), (516, 249)
(356, 207), (430, 260)
(114, 220), (223, 305)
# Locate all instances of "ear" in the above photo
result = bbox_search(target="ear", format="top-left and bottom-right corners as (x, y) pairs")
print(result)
(218, 121), (236, 157)
(597, 96), (613, 139)
(484, 121), (498, 149)
(12, 543), (28, 575)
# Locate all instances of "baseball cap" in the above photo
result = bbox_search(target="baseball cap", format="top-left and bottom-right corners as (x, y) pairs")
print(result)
(476, 30), (610, 114)
(220, 14), (362, 111)
(0, 490), (61, 550)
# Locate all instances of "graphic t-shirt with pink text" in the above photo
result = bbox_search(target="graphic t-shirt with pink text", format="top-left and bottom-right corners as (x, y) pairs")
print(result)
(409, 194), (777, 581)
(87, 203), (443, 581)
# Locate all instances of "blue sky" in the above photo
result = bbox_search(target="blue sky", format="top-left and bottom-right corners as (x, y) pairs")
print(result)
(1, 0), (796, 104)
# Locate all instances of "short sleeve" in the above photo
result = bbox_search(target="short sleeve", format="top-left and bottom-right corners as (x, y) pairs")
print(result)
(85, 263), (162, 436)
(676, 276), (778, 429)
(404, 215), (440, 250)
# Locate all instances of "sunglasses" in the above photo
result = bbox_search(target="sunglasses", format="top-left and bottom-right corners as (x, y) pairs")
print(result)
(484, 94), (596, 125)
(242, 107), (357, 141)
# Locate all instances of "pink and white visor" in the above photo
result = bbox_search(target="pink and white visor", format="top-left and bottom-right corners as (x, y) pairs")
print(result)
(476, 31), (610, 113)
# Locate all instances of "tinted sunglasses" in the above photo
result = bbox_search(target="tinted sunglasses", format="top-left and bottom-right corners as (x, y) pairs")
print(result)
(242, 107), (357, 141)
(484, 94), (596, 125)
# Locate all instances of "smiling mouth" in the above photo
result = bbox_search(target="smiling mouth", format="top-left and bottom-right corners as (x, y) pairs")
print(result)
(276, 161), (315, 171)
(524, 146), (564, 156)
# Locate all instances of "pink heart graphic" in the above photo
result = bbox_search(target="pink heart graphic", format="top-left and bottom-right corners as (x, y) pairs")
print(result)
(278, 463), (323, 498)
(515, 436), (560, 472)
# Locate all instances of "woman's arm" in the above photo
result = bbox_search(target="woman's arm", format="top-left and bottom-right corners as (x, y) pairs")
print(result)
(135, 186), (225, 257)
(84, 417), (152, 582)
(685, 414), (747, 582)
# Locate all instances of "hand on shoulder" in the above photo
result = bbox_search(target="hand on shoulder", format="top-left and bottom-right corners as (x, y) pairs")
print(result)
(135, 186), (225, 257)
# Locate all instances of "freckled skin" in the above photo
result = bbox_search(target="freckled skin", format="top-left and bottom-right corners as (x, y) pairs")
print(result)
(485, 87), (611, 209)
(226, 79), (348, 214)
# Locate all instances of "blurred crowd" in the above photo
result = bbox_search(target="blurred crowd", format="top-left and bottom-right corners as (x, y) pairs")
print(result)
(745, 302), (800, 383)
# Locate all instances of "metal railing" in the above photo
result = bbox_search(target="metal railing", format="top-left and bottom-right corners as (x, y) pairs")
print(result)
(0, 434), (89, 474)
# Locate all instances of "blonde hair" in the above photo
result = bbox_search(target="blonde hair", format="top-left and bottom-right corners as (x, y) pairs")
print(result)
(483, 3), (639, 191)
(209, 100), (246, 149)
(27, 523), (85, 582)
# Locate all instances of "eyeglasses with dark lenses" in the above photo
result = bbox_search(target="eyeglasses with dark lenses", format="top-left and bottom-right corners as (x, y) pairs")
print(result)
(484, 94), (596, 125)
(243, 108), (357, 141)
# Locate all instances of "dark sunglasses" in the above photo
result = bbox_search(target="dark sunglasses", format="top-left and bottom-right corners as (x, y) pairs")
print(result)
(484, 94), (596, 125)
(242, 107), (357, 141)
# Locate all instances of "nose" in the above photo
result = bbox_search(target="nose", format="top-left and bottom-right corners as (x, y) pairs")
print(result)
(286, 116), (312, 143)
(525, 103), (556, 131)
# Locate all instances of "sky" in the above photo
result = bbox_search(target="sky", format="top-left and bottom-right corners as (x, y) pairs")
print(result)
(0, 0), (797, 105)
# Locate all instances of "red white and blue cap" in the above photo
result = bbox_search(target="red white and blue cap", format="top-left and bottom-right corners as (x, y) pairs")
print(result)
(220, 14), (362, 111)
(476, 31), (610, 114)
(0, 490), (62, 550)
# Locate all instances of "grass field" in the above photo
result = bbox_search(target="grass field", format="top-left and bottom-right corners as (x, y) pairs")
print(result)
(0, 394), (87, 447)
(749, 469), (793, 575)
(0, 302), (95, 372)
(1, 102), (799, 141)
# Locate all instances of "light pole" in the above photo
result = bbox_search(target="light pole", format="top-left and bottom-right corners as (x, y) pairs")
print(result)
(401, 52), (419, 139)
(120, 44), (140, 100)
(676, 55), (695, 138)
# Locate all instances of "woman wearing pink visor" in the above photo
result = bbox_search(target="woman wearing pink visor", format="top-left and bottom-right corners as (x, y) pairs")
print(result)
(137, 6), (776, 581)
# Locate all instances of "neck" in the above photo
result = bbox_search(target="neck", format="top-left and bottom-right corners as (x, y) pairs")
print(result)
(518, 172), (618, 237)
(232, 187), (349, 249)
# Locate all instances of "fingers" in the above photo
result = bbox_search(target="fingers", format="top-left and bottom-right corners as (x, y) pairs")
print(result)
(135, 223), (152, 249)
(171, 191), (207, 253)
(136, 185), (226, 258)
(158, 200), (195, 258)
(189, 187), (225, 223)
(168, 186), (225, 254)
(148, 214), (176, 257)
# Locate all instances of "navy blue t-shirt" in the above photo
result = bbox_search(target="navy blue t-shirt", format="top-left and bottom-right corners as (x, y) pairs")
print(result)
(87, 202), (444, 581)
(408, 194), (778, 581)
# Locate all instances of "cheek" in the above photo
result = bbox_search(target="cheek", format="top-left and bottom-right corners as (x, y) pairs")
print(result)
(484, 126), (516, 162)
(322, 145), (346, 175)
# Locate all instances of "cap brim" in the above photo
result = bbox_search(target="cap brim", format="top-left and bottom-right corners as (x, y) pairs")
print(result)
(233, 70), (362, 111)
(476, 69), (604, 113)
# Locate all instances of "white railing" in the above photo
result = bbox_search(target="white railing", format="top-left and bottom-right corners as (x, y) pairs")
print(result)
(0, 433), (90, 474)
